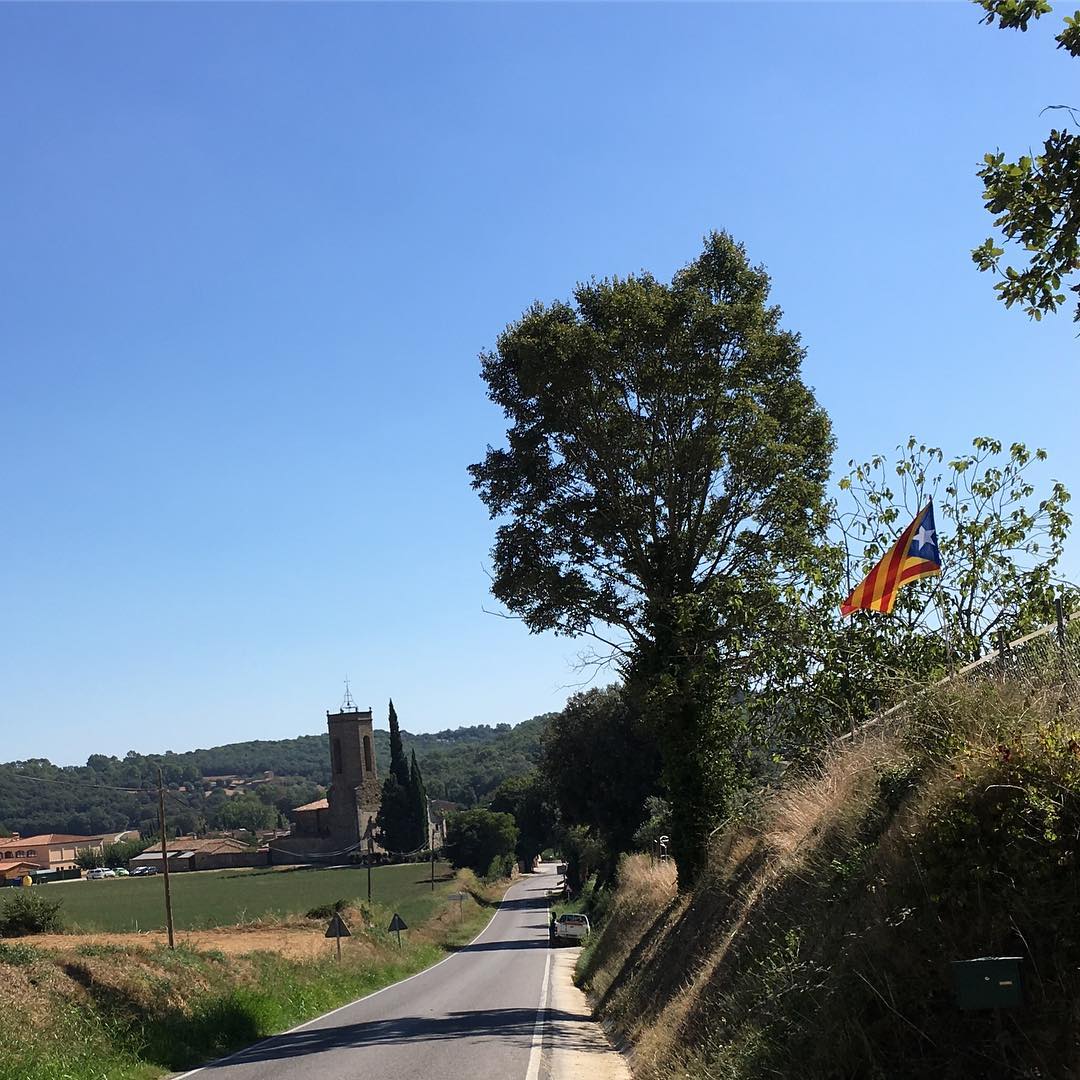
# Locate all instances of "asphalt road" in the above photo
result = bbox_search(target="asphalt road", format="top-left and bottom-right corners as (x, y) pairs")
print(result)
(177, 863), (569, 1080)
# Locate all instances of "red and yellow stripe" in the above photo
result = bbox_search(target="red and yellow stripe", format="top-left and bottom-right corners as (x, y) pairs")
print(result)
(840, 510), (940, 616)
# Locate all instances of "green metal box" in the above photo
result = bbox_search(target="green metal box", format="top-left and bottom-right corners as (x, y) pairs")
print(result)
(951, 956), (1023, 1010)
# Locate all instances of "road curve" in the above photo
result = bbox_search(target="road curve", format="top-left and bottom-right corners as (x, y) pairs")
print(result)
(177, 864), (564, 1080)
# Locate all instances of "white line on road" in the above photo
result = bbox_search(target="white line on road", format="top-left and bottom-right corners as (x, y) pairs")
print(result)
(524, 947), (552, 1080)
(171, 894), (508, 1080)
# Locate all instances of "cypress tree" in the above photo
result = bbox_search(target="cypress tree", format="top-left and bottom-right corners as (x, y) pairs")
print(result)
(387, 699), (408, 787)
(376, 775), (411, 853)
(378, 699), (418, 853)
(408, 749), (428, 851)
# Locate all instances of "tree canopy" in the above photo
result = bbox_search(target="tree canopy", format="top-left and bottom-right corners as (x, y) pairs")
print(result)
(972, 0), (1080, 321)
(444, 808), (518, 878)
(488, 770), (555, 869)
(0, 714), (549, 838)
(471, 232), (834, 885)
(539, 687), (660, 882)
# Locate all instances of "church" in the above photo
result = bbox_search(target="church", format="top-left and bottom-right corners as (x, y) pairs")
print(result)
(274, 691), (383, 859)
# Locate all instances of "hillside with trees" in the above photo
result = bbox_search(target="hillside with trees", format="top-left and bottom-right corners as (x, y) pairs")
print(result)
(0, 711), (552, 838)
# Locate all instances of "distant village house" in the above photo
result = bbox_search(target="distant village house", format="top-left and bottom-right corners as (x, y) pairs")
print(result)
(1, 831), (139, 873)
(130, 836), (269, 873)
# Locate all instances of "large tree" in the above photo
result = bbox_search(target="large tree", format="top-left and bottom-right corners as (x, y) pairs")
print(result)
(748, 436), (1075, 760)
(836, 436), (1072, 659)
(444, 808), (518, 878)
(488, 769), (556, 869)
(539, 687), (660, 882)
(470, 232), (833, 885)
(972, 0), (1080, 322)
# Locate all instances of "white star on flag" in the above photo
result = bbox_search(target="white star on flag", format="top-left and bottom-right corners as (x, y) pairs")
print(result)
(914, 524), (936, 552)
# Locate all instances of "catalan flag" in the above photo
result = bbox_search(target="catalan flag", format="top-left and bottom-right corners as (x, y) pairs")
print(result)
(840, 500), (941, 616)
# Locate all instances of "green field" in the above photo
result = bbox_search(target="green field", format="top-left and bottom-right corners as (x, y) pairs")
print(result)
(0, 861), (456, 933)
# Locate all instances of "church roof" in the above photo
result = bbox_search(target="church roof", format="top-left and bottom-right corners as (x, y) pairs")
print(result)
(293, 798), (329, 813)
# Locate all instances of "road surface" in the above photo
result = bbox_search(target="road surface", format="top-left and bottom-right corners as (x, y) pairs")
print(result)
(177, 863), (626, 1080)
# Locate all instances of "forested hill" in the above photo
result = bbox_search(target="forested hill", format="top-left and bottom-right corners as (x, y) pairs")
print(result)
(0, 713), (553, 838)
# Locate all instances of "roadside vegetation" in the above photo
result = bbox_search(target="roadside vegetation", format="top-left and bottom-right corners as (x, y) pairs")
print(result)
(466, 229), (1078, 1073)
(0, 869), (506, 1080)
(578, 677), (1080, 1079)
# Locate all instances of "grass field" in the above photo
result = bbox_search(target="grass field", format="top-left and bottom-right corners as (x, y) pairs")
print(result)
(0, 868), (508, 1080)
(0, 860), (456, 933)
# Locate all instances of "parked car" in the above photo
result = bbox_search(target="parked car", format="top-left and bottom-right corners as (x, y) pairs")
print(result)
(113, 868), (130, 877)
(552, 913), (591, 943)
(131, 866), (158, 877)
(85, 868), (116, 880)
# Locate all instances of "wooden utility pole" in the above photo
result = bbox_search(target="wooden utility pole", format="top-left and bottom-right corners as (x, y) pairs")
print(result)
(367, 832), (374, 903)
(156, 766), (175, 950)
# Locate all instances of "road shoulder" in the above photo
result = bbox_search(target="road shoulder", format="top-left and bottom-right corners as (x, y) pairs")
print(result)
(546, 945), (631, 1080)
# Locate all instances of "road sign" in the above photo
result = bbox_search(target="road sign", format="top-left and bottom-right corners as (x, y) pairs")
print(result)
(325, 913), (351, 960)
(388, 912), (408, 948)
(447, 892), (467, 920)
(325, 914), (352, 939)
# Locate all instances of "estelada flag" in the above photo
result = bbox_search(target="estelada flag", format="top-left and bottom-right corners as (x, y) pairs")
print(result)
(840, 500), (941, 616)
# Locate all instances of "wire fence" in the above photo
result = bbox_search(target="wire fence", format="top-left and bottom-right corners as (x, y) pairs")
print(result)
(843, 604), (1080, 742)
(965, 609), (1080, 686)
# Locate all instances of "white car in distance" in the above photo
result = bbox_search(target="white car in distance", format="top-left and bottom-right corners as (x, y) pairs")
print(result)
(553, 913), (591, 943)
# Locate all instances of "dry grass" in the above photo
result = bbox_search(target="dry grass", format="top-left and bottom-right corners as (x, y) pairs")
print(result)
(581, 677), (1080, 1080)
(0, 870), (505, 1080)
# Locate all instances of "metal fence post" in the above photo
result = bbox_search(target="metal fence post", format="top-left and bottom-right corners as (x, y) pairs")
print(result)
(998, 630), (1008, 676)
(1055, 596), (1066, 651)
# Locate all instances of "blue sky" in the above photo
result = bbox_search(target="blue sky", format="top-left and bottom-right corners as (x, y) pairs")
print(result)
(1, 2), (1076, 765)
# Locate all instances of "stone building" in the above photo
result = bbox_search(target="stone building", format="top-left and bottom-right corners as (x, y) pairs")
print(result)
(275, 693), (382, 860)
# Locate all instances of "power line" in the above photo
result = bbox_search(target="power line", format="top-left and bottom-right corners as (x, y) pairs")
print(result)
(0, 769), (154, 796)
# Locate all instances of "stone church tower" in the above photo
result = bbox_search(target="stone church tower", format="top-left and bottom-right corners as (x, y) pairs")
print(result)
(325, 696), (382, 847)
(274, 687), (384, 860)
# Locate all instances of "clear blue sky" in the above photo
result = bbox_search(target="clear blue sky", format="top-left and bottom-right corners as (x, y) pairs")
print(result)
(1, 2), (1076, 765)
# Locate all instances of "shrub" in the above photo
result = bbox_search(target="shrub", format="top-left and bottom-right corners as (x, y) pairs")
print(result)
(0, 890), (64, 936)
(483, 854), (514, 882)
(0, 940), (41, 965)
(306, 898), (349, 919)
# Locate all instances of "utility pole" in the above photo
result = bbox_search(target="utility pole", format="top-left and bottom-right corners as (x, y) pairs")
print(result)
(430, 824), (436, 891)
(367, 832), (374, 903)
(156, 766), (175, 950)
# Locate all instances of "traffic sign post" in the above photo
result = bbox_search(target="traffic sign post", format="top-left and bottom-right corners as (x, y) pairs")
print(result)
(447, 892), (467, 921)
(325, 913), (352, 961)
(388, 912), (408, 948)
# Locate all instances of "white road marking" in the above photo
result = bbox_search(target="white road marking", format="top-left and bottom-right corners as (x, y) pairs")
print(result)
(171, 894), (509, 1079)
(524, 947), (552, 1080)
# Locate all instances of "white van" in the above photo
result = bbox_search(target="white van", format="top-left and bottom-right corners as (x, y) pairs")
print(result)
(553, 913), (591, 943)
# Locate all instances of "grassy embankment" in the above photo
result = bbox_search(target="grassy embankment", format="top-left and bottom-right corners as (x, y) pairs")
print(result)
(579, 677), (1080, 1080)
(0, 860), (456, 932)
(0, 865), (504, 1080)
